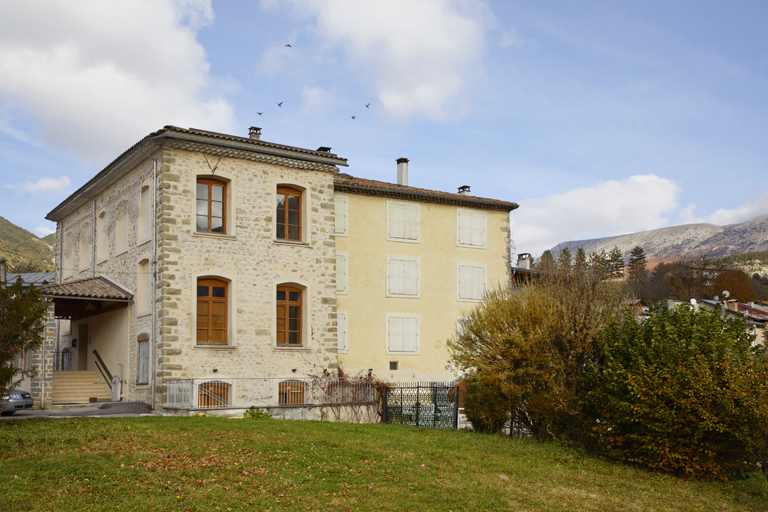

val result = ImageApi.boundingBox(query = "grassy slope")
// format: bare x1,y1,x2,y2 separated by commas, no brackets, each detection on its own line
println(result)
0,216,55,271
0,417,765,511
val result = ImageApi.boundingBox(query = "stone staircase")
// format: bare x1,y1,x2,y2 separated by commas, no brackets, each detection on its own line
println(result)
52,371,111,405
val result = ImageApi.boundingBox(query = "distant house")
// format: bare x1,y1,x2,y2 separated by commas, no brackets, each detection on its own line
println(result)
2,271,55,394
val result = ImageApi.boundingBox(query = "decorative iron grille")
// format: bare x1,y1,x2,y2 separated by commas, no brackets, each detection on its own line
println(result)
383,382,460,429
165,377,375,410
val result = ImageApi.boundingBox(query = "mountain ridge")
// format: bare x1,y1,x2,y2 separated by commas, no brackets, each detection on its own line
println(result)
551,213,768,263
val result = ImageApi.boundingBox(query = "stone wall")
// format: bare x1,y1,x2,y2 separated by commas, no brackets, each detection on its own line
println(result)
153,147,340,406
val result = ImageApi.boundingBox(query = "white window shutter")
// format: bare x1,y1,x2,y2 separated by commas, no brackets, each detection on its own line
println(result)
403,317,418,352
335,195,348,236
337,312,348,352
336,254,347,293
388,317,403,352
388,258,419,297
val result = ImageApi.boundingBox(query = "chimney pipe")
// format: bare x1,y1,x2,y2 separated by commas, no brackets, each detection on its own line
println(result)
458,185,471,195
396,158,409,186
249,126,262,140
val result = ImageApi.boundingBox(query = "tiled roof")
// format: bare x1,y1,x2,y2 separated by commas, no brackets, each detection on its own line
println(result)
42,277,133,301
47,125,347,222
333,173,519,212
161,126,347,163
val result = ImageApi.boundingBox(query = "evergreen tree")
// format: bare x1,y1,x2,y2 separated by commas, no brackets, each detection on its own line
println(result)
608,246,625,280
574,247,587,274
627,245,647,282
538,250,555,273
588,250,610,280
557,247,572,274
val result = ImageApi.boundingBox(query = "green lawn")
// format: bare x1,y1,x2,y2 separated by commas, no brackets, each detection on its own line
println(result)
1,416,766,511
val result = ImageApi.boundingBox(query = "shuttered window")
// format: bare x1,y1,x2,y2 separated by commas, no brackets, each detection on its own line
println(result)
387,315,419,353
337,312,348,352
137,337,149,384
335,195,348,237
457,209,486,248
387,258,419,298
197,279,228,344
387,201,419,242
276,286,303,346
458,264,486,301
336,253,348,294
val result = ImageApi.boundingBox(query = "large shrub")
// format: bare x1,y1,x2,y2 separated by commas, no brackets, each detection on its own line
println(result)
585,304,768,479
449,265,629,439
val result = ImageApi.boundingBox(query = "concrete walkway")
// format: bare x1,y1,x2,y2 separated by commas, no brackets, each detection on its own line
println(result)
0,402,155,419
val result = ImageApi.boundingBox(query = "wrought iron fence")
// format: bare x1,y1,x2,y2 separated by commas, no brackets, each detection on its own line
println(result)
383,382,460,429
165,377,376,410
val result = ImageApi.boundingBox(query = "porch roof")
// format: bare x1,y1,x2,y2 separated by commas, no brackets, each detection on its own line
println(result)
42,276,133,301
42,277,133,320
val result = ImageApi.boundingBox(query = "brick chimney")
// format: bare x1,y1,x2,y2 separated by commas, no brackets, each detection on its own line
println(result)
396,158,409,186
249,126,262,140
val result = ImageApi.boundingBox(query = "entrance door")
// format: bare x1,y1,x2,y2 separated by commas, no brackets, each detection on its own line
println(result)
78,324,88,371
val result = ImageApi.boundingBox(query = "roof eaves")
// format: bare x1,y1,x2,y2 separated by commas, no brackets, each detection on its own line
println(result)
334,182,519,212
47,126,349,221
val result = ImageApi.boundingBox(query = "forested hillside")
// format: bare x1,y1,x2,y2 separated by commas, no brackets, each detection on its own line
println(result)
0,216,55,272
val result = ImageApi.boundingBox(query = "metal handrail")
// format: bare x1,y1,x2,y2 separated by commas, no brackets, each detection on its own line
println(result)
92,349,113,389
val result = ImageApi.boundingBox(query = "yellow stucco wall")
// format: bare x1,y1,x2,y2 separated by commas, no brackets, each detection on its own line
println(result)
336,193,512,382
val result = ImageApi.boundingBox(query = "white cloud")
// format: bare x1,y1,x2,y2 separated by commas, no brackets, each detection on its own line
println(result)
6,176,71,194
679,187,768,226
301,86,335,116
268,0,489,120
0,0,236,164
34,225,56,237
500,26,532,49
512,175,680,257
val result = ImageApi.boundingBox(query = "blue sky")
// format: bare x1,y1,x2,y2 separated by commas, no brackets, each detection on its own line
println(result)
1,0,767,257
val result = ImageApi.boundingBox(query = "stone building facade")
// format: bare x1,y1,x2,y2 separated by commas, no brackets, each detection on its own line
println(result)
38,125,518,411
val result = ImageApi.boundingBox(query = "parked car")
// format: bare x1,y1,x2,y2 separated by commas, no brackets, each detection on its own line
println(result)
1,389,34,415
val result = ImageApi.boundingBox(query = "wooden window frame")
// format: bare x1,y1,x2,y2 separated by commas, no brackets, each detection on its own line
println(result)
197,278,228,345
276,285,303,347
276,186,302,241
196,178,227,234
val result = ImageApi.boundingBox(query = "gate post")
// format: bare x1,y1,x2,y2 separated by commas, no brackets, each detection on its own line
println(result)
453,384,460,429
382,387,388,424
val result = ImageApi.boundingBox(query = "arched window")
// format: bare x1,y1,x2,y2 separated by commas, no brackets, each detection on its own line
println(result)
137,259,151,313
138,184,151,240
137,333,149,384
197,278,228,344
279,380,306,405
199,381,230,408
276,187,302,241
196,178,226,233
97,211,107,260
276,286,302,346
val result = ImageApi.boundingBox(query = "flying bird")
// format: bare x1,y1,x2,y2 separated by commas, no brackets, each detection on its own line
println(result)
285,44,292,47
351,116,356,119
276,102,283,107
256,112,263,116
365,103,370,108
